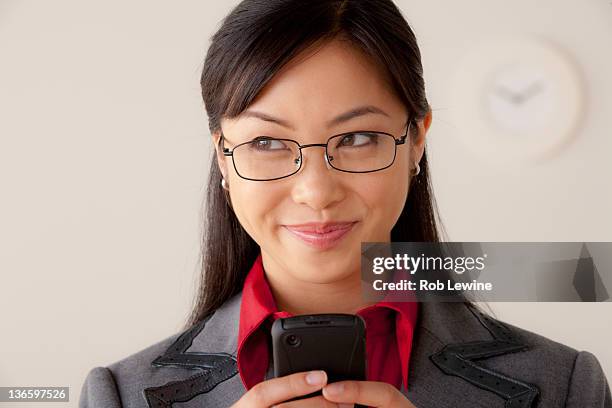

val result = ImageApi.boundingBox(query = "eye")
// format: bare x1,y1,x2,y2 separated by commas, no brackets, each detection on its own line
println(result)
337,132,379,148
249,136,289,151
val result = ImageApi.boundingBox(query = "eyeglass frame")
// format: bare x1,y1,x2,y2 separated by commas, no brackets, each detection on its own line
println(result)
219,117,413,181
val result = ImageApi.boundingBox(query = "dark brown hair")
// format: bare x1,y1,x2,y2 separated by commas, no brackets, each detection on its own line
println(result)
187,0,463,328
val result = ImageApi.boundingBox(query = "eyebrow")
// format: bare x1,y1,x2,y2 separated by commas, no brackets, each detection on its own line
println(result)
240,105,391,131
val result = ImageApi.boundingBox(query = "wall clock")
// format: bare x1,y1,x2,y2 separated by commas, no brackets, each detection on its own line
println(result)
448,35,585,164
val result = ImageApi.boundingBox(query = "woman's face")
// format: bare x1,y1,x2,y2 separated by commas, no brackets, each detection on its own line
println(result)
213,38,430,285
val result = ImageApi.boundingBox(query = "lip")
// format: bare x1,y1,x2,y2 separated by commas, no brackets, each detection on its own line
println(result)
283,221,357,233
283,221,358,250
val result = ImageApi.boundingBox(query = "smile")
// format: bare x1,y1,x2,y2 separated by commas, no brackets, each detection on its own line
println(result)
283,222,358,250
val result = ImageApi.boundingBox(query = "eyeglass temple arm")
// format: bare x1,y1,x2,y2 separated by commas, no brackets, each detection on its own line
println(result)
395,118,412,145
219,133,233,156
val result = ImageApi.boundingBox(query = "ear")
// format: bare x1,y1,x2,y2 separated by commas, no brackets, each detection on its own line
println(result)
212,131,230,181
412,109,432,164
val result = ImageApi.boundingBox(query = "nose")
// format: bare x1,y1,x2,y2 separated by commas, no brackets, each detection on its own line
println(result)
294,145,333,171
290,146,345,211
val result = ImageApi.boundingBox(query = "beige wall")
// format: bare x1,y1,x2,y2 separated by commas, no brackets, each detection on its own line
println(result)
0,1,610,406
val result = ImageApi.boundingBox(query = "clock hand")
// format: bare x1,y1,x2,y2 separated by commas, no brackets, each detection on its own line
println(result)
494,85,522,104
516,80,544,103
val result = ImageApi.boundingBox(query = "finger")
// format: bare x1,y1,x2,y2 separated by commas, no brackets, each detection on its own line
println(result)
273,395,339,408
237,370,328,407
322,380,416,408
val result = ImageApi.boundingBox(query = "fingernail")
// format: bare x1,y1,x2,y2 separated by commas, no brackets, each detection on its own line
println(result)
305,370,326,385
325,382,344,395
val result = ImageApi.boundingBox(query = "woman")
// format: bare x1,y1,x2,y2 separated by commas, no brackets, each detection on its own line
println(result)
79,1,611,407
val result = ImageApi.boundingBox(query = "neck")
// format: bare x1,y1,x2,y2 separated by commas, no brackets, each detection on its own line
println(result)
262,252,378,315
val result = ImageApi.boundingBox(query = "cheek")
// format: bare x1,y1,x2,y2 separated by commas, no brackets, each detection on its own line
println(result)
359,164,410,231
228,182,281,243
389,151,411,211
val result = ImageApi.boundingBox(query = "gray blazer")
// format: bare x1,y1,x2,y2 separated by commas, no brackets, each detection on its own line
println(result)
80,292,611,407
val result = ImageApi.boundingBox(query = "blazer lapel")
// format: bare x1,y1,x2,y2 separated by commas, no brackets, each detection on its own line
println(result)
143,292,246,407
404,301,539,408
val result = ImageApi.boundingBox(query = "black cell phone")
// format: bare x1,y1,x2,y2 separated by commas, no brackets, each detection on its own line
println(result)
271,313,367,405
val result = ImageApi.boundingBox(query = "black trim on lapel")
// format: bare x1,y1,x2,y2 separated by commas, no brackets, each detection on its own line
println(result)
143,314,239,408
430,305,540,408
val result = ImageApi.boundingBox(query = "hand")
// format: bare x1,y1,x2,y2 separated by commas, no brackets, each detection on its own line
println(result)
231,370,339,407
321,380,418,408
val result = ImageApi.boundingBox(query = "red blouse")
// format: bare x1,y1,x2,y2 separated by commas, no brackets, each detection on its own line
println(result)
237,252,418,392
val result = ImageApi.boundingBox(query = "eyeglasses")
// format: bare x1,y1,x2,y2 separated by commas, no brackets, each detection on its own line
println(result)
219,119,411,181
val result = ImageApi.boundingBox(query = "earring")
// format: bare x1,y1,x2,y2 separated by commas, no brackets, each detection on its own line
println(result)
221,178,229,190
413,162,421,176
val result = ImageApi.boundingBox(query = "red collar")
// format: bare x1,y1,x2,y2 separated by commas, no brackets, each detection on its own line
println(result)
237,251,418,391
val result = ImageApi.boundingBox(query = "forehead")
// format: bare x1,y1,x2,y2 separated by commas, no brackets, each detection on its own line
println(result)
242,38,404,122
